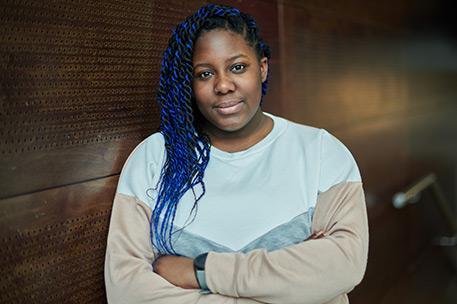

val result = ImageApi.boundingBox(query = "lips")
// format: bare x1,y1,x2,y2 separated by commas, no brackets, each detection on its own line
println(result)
215,100,243,108
214,100,244,115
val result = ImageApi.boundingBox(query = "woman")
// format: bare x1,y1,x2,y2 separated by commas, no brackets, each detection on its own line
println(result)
104,4,368,304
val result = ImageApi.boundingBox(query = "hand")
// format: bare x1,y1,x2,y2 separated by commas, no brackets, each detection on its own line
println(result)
309,230,326,240
154,255,199,289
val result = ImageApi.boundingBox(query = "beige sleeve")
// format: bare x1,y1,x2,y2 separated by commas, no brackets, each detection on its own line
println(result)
205,182,369,304
104,193,264,304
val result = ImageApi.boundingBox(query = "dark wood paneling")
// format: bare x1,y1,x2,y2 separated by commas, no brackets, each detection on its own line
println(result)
277,1,457,303
0,176,117,304
0,0,205,198
1,138,138,199
378,247,457,304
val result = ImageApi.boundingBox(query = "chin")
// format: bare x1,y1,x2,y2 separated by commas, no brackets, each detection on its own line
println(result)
210,116,249,133
216,121,246,133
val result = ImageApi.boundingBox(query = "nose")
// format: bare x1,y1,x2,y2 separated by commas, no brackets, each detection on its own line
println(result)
214,74,235,95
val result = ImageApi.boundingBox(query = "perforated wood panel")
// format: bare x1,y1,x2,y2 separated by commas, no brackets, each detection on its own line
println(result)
0,0,203,198
0,1,204,303
0,177,117,303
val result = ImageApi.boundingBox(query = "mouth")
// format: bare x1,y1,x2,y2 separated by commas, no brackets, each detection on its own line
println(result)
214,100,244,115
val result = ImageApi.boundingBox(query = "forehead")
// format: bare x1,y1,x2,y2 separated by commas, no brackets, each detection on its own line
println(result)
192,30,256,64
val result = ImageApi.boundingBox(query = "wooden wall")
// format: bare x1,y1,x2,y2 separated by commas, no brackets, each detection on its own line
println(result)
0,1,202,302
1,0,456,303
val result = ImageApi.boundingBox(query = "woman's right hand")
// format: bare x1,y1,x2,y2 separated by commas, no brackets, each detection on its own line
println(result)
308,230,326,240
154,255,200,289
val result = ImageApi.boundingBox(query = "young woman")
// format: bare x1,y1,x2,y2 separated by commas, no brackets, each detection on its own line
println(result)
105,4,368,304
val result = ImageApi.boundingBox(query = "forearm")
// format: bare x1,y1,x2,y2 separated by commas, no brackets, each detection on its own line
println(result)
205,182,368,304
105,192,264,304
205,236,363,304
105,251,263,304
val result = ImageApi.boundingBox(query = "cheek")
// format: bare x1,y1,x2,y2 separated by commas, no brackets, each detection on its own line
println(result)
244,74,263,99
192,84,211,113
192,83,205,103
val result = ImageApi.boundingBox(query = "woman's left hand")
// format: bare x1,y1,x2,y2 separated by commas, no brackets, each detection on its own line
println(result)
154,255,199,289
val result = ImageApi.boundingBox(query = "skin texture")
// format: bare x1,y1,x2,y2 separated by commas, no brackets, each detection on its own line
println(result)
192,29,272,152
154,256,199,289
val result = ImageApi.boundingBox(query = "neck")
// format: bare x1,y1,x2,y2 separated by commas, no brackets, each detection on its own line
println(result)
203,109,273,153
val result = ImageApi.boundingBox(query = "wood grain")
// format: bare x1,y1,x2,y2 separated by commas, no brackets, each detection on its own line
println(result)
0,176,118,304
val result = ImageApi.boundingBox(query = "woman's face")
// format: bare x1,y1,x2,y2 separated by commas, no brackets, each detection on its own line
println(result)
192,29,268,135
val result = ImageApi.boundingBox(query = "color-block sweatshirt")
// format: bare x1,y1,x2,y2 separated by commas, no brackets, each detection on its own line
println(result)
104,113,369,304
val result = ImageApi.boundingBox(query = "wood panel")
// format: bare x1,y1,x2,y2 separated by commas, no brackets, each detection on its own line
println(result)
378,247,457,304
0,0,205,198
277,1,457,303
277,3,457,130
0,176,117,304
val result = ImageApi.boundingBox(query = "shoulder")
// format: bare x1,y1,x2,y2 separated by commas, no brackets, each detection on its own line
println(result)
318,129,362,192
121,132,165,168
268,113,361,191
268,114,328,153
116,132,165,203
267,113,322,146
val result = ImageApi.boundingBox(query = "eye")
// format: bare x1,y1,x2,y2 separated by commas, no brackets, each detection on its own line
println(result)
231,64,246,73
196,70,213,80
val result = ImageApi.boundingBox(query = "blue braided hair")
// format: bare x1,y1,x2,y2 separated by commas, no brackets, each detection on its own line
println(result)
152,4,271,254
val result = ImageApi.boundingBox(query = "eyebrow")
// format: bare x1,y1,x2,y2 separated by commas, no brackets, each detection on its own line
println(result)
193,54,248,69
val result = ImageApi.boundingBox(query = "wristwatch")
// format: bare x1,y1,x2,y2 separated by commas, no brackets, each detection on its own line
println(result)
193,252,209,291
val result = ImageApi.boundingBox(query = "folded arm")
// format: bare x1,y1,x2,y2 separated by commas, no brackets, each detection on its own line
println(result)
205,182,369,304
104,192,263,304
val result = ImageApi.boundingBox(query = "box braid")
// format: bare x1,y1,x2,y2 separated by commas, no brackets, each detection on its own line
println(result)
152,4,271,254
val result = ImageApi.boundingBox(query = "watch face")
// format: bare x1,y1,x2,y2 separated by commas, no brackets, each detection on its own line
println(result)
194,252,208,270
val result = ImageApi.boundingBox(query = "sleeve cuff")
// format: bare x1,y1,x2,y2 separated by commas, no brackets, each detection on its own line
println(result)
205,251,240,296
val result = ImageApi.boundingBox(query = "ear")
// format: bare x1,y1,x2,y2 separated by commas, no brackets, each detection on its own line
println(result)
259,57,268,82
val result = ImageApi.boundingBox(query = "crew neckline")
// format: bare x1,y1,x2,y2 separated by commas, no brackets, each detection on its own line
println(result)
210,112,287,160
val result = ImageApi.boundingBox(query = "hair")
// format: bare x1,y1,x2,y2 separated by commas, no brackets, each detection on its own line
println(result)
152,4,271,254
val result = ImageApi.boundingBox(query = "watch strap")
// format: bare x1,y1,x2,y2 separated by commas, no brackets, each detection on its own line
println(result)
193,253,209,291
195,268,208,290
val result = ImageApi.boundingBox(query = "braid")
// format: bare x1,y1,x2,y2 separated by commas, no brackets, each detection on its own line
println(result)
152,4,271,254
